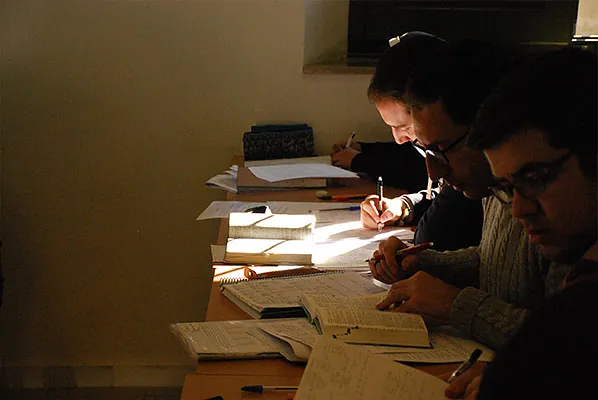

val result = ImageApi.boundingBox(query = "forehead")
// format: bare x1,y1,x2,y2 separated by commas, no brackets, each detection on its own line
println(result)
484,129,562,178
376,99,410,118
411,101,460,145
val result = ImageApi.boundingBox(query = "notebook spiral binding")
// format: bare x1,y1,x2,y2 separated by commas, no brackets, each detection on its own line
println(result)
219,270,344,286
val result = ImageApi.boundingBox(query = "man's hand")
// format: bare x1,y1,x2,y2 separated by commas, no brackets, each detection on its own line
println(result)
369,236,410,283
332,141,361,153
360,195,405,230
376,271,460,326
440,364,485,400
331,148,360,169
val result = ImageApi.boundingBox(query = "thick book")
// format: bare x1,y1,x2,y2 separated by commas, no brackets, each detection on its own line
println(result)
219,271,385,319
170,318,314,362
300,293,430,348
223,212,316,266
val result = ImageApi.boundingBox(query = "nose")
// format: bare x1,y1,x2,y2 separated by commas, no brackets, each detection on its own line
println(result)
511,191,540,220
391,127,411,144
425,155,450,182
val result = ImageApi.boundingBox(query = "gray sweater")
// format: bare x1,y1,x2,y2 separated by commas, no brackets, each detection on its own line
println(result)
416,196,571,348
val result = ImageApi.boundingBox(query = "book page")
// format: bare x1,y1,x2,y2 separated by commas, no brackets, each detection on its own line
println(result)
171,320,296,357
196,201,266,220
295,338,447,400
302,294,426,332
248,163,359,182
259,318,321,348
222,272,385,310
387,327,495,363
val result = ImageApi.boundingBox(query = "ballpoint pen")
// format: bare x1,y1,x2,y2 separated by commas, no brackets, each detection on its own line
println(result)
241,385,299,393
377,176,384,232
365,242,434,263
447,348,483,383
345,131,356,148
315,206,361,212
316,191,368,201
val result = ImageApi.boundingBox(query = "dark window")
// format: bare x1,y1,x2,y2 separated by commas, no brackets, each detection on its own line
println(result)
347,0,579,66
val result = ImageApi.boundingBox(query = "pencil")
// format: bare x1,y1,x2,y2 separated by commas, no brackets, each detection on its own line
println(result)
365,242,434,263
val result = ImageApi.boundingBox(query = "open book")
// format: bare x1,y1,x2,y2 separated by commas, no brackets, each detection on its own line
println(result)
223,212,316,265
295,338,449,400
219,271,385,319
170,318,314,362
300,293,430,348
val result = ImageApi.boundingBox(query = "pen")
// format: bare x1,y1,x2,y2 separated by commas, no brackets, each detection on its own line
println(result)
365,242,434,263
345,131,356,148
241,385,299,393
446,348,483,383
377,176,384,232
316,191,368,201
315,206,361,212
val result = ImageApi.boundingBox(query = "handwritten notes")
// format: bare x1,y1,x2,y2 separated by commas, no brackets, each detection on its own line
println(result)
295,338,448,400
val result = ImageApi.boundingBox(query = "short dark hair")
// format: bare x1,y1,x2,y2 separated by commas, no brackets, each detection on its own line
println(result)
367,31,446,104
469,47,597,178
405,39,514,125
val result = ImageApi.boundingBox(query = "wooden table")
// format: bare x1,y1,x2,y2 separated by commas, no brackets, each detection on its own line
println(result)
181,177,459,400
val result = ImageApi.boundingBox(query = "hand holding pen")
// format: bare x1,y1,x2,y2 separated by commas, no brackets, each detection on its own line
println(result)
443,349,484,400
368,237,433,284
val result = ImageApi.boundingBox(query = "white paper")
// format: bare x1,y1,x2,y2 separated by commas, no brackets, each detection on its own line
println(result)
313,222,414,268
245,155,331,167
196,201,267,220
388,326,495,363
295,338,447,400
266,201,358,215
248,163,359,183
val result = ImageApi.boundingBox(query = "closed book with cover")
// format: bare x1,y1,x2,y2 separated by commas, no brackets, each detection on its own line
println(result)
224,213,316,266
300,293,430,348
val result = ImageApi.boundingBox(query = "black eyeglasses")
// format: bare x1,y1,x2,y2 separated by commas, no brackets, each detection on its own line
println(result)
488,151,574,204
412,131,469,166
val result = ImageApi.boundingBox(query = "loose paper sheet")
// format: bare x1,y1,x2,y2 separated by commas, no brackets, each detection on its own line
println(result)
248,163,359,182
387,326,495,363
295,338,447,400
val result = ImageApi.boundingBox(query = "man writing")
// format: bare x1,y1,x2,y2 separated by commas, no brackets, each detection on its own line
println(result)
370,41,571,348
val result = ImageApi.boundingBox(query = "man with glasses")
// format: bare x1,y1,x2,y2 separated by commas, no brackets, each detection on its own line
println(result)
443,46,597,400
372,40,570,349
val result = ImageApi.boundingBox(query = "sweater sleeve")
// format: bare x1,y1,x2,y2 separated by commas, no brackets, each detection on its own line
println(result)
450,287,529,349
415,247,480,288
419,248,530,348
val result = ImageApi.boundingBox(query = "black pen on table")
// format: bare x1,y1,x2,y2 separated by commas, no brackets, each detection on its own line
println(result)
376,176,384,232
447,348,483,383
241,385,299,393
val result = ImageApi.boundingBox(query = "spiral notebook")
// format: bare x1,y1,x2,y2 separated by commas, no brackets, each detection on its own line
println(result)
219,271,385,319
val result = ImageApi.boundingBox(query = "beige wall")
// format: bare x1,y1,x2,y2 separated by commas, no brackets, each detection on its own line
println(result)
0,0,389,384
